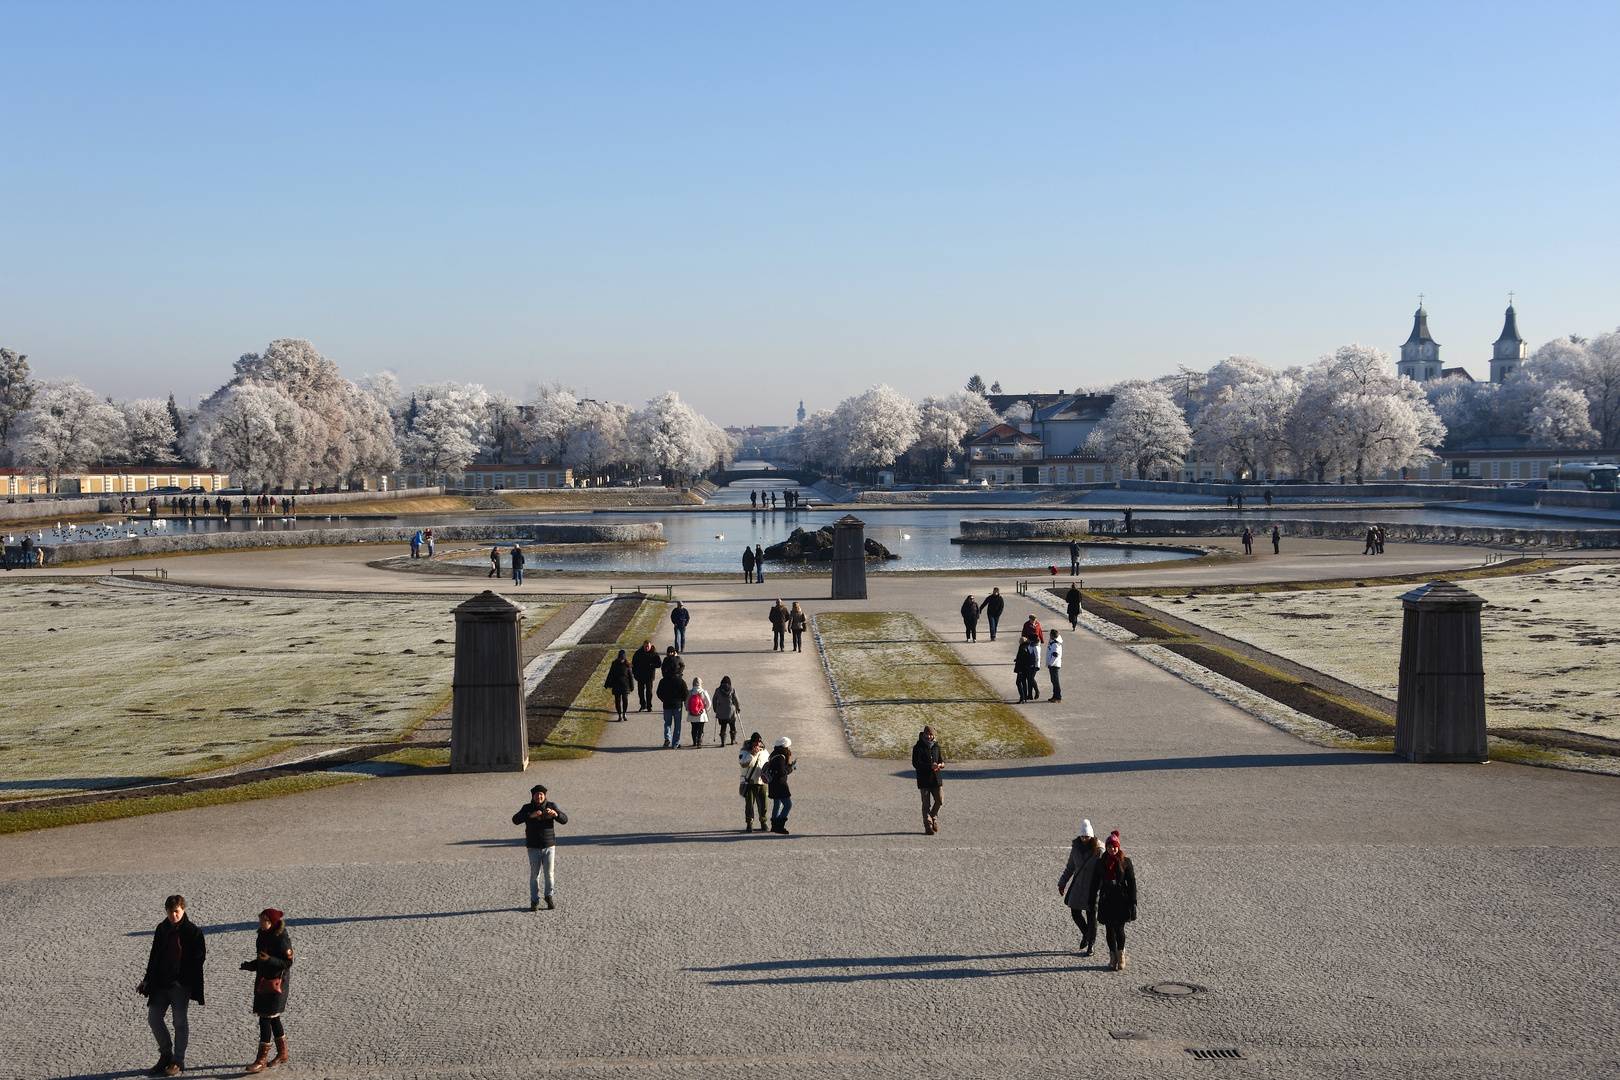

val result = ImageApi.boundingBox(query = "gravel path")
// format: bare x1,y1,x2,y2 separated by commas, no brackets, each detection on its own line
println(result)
2,564,1618,1078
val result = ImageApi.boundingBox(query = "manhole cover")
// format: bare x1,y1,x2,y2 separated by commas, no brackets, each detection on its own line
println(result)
1143,981,1205,997
1187,1047,1244,1060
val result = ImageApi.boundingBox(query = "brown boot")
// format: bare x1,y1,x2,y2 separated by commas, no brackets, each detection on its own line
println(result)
1117,948,1126,971
245,1044,271,1074
1108,948,1120,970
268,1037,289,1068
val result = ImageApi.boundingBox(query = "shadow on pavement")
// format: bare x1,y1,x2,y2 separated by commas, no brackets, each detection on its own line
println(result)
453,830,911,848
924,751,1393,781
126,909,516,936
693,950,1093,984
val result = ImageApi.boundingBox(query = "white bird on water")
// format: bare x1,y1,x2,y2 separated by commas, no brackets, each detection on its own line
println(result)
716,533,724,540
902,534,911,540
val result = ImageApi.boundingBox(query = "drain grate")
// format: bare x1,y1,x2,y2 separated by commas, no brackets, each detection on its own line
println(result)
1109,1031,1149,1041
1187,1047,1244,1060
1143,981,1205,997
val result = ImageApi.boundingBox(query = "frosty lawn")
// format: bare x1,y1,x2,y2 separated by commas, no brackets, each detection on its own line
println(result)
1,581,563,799
532,599,668,760
813,611,1053,760
1133,564,1620,741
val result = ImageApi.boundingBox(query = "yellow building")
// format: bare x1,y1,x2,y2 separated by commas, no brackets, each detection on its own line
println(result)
2,467,231,497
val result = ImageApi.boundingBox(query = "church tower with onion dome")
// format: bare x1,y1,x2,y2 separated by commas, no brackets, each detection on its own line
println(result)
1490,302,1526,383
1397,302,1441,382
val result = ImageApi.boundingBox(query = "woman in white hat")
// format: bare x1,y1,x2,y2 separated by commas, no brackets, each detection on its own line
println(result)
764,737,795,834
1057,819,1101,956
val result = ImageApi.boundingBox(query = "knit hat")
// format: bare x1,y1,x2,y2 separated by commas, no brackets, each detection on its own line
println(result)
749,731,762,744
618,649,627,658
774,737,791,748
530,783,547,795
260,908,284,924
1080,819,1094,838
1106,830,1121,848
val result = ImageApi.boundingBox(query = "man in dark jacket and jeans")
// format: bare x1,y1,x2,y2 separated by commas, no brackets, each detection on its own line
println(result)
631,640,660,712
912,726,944,835
139,894,206,1076
513,784,568,910
983,588,1006,641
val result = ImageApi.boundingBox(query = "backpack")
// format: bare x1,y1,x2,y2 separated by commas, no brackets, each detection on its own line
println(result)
687,690,705,716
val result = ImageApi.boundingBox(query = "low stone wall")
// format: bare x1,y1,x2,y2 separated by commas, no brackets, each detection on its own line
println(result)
282,486,445,505
1,497,110,521
959,517,1620,549
30,521,663,566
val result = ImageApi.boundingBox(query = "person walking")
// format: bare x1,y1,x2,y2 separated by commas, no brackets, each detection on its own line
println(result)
604,649,634,721
1271,524,1281,555
424,528,434,557
1363,526,1377,555
912,725,943,835
960,594,980,642
510,543,525,586
765,737,795,834
739,732,769,831
712,676,741,746
788,602,807,652
1375,524,1386,554
661,645,685,680
1069,539,1081,576
685,677,712,747
670,601,690,652
769,599,789,651
1065,583,1082,630
1013,634,1040,703
742,545,755,583
1057,821,1101,957
488,544,501,578
1088,830,1138,971
631,640,660,712
240,907,294,1073
512,784,568,910
754,544,766,582
1046,632,1063,703
138,894,206,1077
657,664,688,748
750,489,758,508
983,587,1005,641
410,530,422,558
1241,527,1254,555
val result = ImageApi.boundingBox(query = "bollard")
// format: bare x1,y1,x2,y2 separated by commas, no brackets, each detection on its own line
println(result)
450,590,528,772
831,514,868,600
1394,581,1488,763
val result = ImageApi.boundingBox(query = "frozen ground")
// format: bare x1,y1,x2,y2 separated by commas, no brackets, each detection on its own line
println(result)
0,581,562,799
1134,564,1620,740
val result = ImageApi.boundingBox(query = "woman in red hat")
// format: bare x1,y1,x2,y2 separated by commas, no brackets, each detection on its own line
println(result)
240,908,294,1072
1088,831,1138,971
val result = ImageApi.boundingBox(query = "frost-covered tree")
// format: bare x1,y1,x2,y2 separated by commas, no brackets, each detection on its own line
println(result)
915,395,969,479
0,348,35,459
565,399,632,483
187,384,307,490
1533,331,1620,449
830,384,920,478
630,392,722,484
343,383,401,477
1084,384,1192,480
1527,384,1599,449
483,391,528,464
401,382,487,480
528,382,582,463
358,371,405,431
120,398,179,464
1288,345,1444,482
1193,371,1300,481
14,379,126,490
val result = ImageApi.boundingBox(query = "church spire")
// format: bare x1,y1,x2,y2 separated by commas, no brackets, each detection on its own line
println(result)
1494,301,1524,347
1404,302,1438,347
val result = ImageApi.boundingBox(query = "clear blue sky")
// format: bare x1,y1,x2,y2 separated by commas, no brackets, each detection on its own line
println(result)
2,1,1615,425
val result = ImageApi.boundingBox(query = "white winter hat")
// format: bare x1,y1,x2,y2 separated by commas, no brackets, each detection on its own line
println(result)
774,737,791,748
1080,819,1094,838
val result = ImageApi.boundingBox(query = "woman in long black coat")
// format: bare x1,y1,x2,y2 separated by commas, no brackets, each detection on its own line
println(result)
1088,831,1138,971
960,595,980,641
1013,634,1040,703
604,650,634,721
1065,584,1082,630
765,738,795,834
241,908,294,1072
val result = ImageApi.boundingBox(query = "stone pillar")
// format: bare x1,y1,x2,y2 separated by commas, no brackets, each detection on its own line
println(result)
1394,581,1488,763
831,514,868,600
450,590,528,772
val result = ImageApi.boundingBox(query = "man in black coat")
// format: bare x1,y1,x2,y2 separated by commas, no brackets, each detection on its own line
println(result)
513,784,569,910
631,640,660,712
742,545,755,583
1068,539,1081,576
983,587,1005,641
912,726,944,835
139,894,206,1076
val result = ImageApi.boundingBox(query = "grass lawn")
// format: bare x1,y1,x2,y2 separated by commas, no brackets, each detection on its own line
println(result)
1,581,562,799
813,611,1053,760
532,599,669,760
1133,563,1620,740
